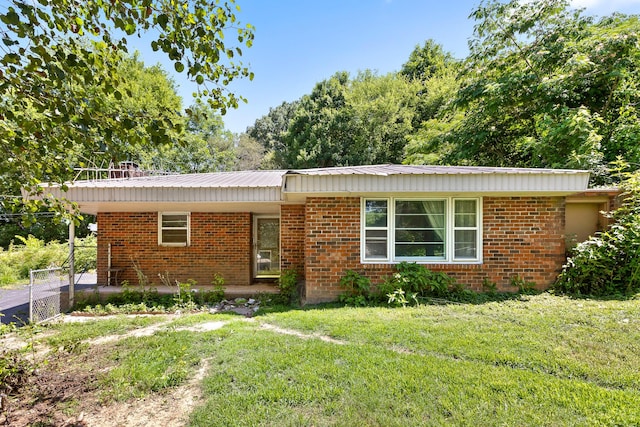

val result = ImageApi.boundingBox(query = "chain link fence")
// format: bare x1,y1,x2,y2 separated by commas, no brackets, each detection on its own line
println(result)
29,267,66,323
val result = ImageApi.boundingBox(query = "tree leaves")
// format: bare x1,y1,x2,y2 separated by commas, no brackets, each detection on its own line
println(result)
413,0,640,183
0,0,254,213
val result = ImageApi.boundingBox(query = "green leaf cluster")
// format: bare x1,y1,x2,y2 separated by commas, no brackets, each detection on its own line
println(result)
0,235,96,286
248,1,640,186
0,0,254,206
251,69,437,168
413,0,640,184
555,163,640,296
379,262,456,300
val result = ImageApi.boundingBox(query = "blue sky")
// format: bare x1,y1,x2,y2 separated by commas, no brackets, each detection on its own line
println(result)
116,0,640,133
2,0,638,132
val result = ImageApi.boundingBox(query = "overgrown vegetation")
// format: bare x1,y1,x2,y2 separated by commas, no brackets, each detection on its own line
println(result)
73,278,228,316
0,235,96,287
338,262,526,306
556,165,640,296
276,268,299,304
338,270,372,306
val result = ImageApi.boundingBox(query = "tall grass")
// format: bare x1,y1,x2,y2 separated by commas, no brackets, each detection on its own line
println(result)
0,235,96,286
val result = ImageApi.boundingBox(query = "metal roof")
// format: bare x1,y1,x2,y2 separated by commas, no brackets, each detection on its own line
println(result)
282,164,591,199
35,164,591,214
288,164,587,176
66,170,288,188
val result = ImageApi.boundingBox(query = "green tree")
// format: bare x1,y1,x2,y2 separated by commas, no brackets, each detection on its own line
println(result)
414,0,640,182
233,133,266,171
140,102,266,173
281,71,352,168
0,0,254,207
138,102,235,173
401,39,457,81
401,41,463,165
345,71,419,165
85,53,185,168
247,100,300,168
279,71,419,168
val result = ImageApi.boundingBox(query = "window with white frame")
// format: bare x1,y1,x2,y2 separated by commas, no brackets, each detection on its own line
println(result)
362,198,481,263
158,212,190,246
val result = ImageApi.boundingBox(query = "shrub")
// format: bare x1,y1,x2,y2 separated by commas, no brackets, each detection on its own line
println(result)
0,235,97,286
277,269,298,304
555,164,640,296
74,235,97,271
338,270,372,306
379,262,455,300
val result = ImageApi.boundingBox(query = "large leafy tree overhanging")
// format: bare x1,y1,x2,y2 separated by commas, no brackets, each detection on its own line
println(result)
0,53,180,242
0,0,254,205
418,0,640,182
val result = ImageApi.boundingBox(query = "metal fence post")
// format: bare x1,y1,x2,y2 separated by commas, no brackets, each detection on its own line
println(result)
69,220,75,308
29,269,34,323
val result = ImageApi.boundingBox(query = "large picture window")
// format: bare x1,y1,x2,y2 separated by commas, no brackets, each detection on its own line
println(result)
361,198,481,263
158,212,190,246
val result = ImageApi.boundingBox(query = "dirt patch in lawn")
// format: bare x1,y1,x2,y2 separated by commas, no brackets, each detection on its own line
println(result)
260,322,348,345
78,358,210,427
1,315,218,427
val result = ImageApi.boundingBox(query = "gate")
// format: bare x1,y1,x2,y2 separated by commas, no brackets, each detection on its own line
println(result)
29,267,66,323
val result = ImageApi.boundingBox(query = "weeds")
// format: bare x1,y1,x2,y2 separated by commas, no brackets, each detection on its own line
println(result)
0,235,96,287
337,263,533,307
131,260,150,287
380,262,456,298
73,276,227,315
277,269,298,304
338,270,372,306
511,275,538,294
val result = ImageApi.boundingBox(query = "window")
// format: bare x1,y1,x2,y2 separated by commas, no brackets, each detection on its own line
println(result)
364,200,389,259
158,212,190,246
361,198,481,263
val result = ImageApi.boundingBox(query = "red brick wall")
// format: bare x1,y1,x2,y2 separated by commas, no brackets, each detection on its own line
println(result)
280,204,305,279
303,196,566,303
304,198,361,302
97,212,251,286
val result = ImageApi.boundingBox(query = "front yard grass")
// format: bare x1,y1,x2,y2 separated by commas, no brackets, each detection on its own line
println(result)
190,294,640,426
3,293,639,426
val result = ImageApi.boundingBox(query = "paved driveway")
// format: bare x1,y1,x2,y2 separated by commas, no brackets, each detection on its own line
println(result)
0,273,97,325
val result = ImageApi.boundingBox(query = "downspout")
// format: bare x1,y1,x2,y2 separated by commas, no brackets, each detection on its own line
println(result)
280,170,289,200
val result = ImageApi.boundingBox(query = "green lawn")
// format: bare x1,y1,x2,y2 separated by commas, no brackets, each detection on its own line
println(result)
14,294,640,426
189,294,640,426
